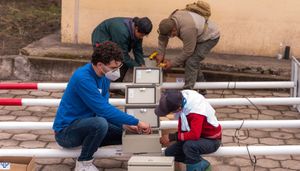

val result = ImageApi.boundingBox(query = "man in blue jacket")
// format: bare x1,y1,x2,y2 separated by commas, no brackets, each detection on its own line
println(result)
53,41,151,171
91,17,152,82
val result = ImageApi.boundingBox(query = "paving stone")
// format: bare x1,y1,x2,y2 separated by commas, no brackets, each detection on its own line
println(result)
264,155,292,161
62,158,75,166
0,132,12,140
36,158,62,165
31,129,54,135
0,94,15,98
270,132,294,140
282,111,300,117
4,130,30,134
269,106,291,111
281,160,300,170
20,141,47,148
280,128,300,133
215,108,238,114
0,110,10,115
48,107,58,113
12,133,38,141
9,90,30,95
240,166,268,171
215,113,228,119
272,92,289,97
10,110,32,116
261,110,282,116
256,158,280,168
239,108,259,114
16,116,40,122
291,155,300,160
213,90,233,95
204,156,224,165
0,115,17,121
284,138,300,145
39,135,56,142
237,137,259,145
0,139,19,147
211,165,239,171
0,90,9,94
40,117,54,122
30,90,51,96
249,130,270,138
248,105,268,110
226,157,251,166
222,130,237,136
14,95,36,98
221,135,234,144
234,90,254,96
269,168,296,171
42,164,72,171
4,106,27,111
224,95,241,98
274,115,298,120
94,159,122,168
33,112,56,117
26,106,49,112
259,138,285,145
229,113,252,119
295,133,300,139
46,142,60,149
257,114,274,120
228,106,247,110
253,91,273,96
50,92,63,98
206,94,220,98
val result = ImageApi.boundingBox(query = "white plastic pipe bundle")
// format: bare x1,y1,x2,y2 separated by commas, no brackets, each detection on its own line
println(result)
1,120,300,130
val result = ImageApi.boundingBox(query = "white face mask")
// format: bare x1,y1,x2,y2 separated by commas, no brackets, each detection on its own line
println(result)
105,68,120,81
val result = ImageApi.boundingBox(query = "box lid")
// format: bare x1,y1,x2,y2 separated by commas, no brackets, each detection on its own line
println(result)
128,156,174,166
134,67,162,84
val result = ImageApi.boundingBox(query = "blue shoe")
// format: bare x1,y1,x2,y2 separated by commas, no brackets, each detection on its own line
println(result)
186,159,211,171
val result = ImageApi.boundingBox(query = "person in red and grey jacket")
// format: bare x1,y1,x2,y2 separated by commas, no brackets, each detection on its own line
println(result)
155,90,222,171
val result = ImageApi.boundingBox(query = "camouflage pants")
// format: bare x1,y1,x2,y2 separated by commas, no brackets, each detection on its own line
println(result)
183,37,220,90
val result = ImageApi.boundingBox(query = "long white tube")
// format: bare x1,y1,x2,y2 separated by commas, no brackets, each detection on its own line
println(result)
1,145,300,157
1,120,300,130
20,97,300,106
36,81,295,90
21,98,126,106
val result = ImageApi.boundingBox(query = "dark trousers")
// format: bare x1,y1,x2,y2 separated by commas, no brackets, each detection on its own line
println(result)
183,37,220,90
115,64,129,82
55,117,122,161
165,138,221,164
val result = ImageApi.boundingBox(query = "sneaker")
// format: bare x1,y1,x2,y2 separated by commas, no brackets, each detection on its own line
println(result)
75,159,99,171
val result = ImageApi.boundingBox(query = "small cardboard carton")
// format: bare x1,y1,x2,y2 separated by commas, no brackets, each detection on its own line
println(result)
0,157,35,171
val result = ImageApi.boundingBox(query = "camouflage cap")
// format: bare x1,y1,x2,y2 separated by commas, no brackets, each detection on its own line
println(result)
158,18,175,36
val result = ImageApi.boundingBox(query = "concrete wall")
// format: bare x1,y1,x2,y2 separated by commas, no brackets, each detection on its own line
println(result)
61,0,300,57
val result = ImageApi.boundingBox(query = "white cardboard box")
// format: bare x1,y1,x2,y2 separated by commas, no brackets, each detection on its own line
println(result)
128,156,174,171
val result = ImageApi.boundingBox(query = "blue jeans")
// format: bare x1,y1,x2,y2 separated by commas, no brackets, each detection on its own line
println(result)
165,138,221,164
55,117,122,161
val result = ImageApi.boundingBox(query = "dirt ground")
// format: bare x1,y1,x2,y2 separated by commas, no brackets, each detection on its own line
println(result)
0,0,61,55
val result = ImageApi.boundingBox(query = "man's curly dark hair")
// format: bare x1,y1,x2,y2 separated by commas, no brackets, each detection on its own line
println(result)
91,41,123,65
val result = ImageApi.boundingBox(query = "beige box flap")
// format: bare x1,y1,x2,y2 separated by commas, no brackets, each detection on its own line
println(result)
128,156,174,166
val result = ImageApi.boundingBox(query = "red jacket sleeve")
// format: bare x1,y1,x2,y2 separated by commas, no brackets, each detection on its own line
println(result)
178,114,205,141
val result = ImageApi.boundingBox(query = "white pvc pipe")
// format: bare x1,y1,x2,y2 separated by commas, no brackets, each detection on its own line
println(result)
1,145,300,157
21,98,126,106
160,81,294,89
37,83,67,90
20,97,300,106
35,81,294,90
160,120,300,129
2,120,300,130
